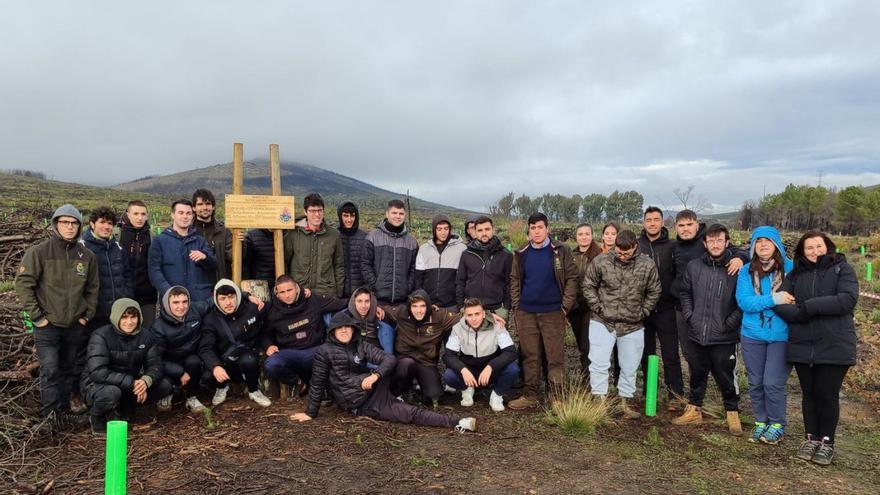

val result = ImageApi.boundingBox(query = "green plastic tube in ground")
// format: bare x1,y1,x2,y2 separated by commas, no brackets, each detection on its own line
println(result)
868,262,873,282
105,420,128,495
645,355,659,417
861,245,866,255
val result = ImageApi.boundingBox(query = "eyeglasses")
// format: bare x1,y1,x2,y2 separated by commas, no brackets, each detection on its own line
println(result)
57,220,80,227
306,208,324,214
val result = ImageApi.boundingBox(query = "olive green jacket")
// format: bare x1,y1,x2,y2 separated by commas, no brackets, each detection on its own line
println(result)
285,222,345,297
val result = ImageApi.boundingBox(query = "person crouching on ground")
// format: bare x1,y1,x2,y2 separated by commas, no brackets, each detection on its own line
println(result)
443,298,520,412
82,298,171,435
290,312,476,432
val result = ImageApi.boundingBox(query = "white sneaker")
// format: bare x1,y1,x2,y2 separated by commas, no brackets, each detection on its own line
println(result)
489,391,505,412
460,387,475,407
186,396,207,413
248,390,272,408
455,417,477,433
212,386,229,406
157,394,173,412
444,384,458,393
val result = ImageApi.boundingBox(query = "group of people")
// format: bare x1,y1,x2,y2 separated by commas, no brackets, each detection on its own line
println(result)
14,191,859,466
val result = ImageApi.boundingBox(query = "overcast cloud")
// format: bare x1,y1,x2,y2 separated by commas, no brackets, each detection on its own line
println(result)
1,1,878,212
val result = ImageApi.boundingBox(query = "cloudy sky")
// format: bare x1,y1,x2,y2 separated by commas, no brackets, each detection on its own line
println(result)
2,1,878,212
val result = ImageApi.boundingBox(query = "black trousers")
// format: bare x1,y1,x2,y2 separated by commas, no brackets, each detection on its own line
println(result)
392,356,442,402
164,354,204,397
642,308,684,396
33,323,88,415
688,342,739,411
795,363,849,442
675,310,695,371
359,375,458,428
566,308,591,373
202,350,261,393
85,378,173,417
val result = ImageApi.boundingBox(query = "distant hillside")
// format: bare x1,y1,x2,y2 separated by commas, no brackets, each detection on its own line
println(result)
115,159,468,213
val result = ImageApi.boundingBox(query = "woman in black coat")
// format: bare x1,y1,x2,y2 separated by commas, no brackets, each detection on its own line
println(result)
775,231,858,466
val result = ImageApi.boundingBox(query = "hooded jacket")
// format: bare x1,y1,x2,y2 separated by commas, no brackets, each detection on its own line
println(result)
671,223,749,305
149,286,212,363
199,279,263,369
736,226,794,343
193,216,232,283
443,316,517,373
455,236,512,310
343,287,382,345
679,250,743,346
775,251,858,366
15,204,99,328
361,220,418,304
414,214,466,308
260,282,347,351
582,251,662,335
81,299,162,392
286,219,345,297
337,202,368,298
118,213,156,305
80,228,133,322
148,225,217,301
389,289,461,367
306,311,397,418
510,239,579,313
638,227,676,312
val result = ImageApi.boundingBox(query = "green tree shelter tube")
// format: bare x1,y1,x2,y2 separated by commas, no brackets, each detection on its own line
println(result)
868,261,873,282
645,355,659,417
105,420,128,495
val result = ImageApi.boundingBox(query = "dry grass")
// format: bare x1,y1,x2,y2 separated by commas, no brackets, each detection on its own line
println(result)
545,375,613,437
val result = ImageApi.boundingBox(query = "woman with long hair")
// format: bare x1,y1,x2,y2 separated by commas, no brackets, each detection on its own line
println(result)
569,223,603,373
600,222,619,253
775,231,858,465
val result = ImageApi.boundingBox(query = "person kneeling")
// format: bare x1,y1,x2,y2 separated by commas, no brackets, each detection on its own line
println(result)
82,299,172,435
290,312,476,432
443,298,520,412
199,279,271,408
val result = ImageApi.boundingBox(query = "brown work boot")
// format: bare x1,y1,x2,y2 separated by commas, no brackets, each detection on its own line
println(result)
618,398,640,419
507,395,540,410
69,395,87,415
726,411,743,436
672,404,703,425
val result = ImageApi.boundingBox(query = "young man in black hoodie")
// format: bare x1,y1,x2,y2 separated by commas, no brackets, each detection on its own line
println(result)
290,312,476,432
199,279,272,408
118,200,158,329
342,287,394,353
262,275,348,392
414,213,466,309
455,216,512,320
337,201,368,299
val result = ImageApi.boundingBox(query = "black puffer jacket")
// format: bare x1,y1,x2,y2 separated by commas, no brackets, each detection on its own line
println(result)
244,229,292,285
118,214,156,305
775,253,858,366
260,288,347,351
455,236,512,310
671,223,748,306
337,202,368,298
679,250,742,346
199,281,263,369
149,287,211,363
80,229,133,322
361,220,418,304
638,227,676,312
306,313,397,418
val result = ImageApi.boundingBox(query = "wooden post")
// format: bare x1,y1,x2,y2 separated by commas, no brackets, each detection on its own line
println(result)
231,143,244,286
269,144,285,279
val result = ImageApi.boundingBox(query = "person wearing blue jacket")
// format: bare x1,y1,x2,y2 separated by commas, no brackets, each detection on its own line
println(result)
81,207,133,327
148,200,217,302
736,225,794,445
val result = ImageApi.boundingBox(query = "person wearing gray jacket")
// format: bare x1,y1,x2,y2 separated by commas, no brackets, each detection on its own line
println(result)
414,214,466,308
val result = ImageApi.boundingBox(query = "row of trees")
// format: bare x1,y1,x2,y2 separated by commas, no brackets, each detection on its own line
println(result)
488,190,645,224
739,184,880,234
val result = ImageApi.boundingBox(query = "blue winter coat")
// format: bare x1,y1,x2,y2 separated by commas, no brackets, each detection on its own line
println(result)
148,227,217,301
80,229,133,322
736,226,793,343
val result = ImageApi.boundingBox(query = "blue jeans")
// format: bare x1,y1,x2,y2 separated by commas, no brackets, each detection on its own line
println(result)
442,361,521,396
264,346,320,385
741,337,790,425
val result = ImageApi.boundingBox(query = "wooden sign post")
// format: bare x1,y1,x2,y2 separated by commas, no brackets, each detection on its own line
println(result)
226,143,296,287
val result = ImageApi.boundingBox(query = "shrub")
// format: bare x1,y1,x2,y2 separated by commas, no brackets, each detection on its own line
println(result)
545,375,612,437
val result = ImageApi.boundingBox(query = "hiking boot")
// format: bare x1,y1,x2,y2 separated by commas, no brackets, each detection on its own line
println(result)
248,390,272,408
185,396,207,413
619,398,640,420
812,437,834,466
53,410,89,429
69,395,87,415
157,394,173,412
726,411,743,436
460,387,475,407
760,423,785,445
672,404,703,426
90,415,107,436
749,422,767,443
796,435,821,461
489,391,505,412
212,386,229,406
455,417,477,433
507,395,539,410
